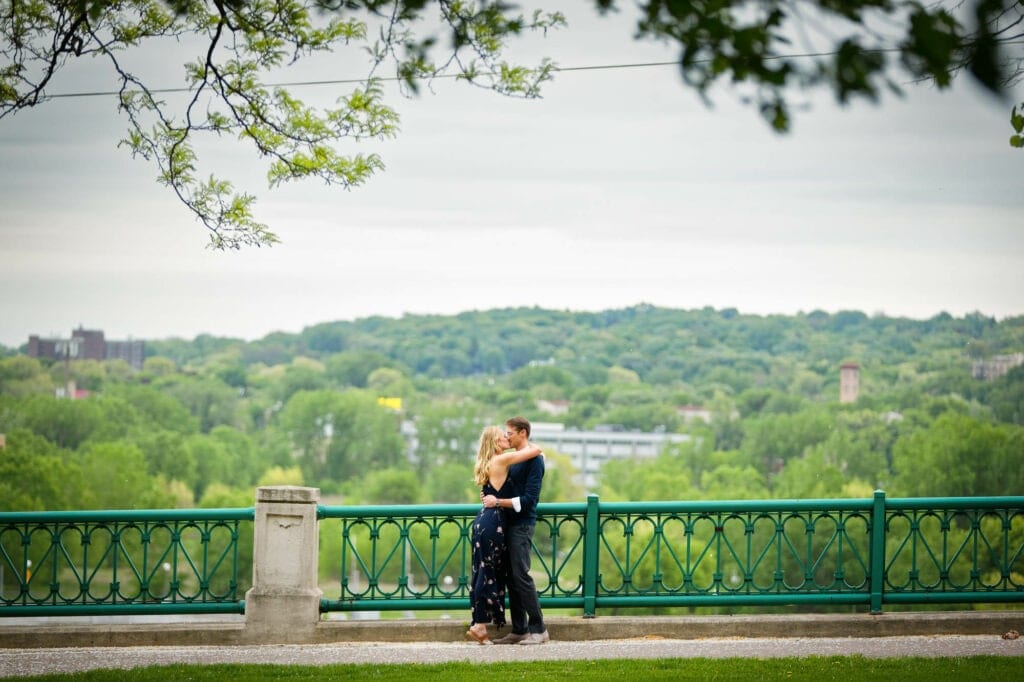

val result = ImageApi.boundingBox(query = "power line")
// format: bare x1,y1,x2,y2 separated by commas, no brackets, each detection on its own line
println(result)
42,51,900,101
45,60,684,99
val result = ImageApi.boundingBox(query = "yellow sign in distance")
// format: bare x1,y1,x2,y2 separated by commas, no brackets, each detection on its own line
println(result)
377,397,402,411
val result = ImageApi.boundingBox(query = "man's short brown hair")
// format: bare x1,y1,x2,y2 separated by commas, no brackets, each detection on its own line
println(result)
506,416,531,438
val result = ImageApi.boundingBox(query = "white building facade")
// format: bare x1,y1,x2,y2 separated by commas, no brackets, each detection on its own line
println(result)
530,422,691,491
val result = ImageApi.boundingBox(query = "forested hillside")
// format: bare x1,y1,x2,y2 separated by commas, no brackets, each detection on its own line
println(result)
2,305,1023,512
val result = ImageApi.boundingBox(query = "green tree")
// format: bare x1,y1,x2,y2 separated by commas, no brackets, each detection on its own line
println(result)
0,356,55,397
737,388,806,416
772,448,849,499
276,389,339,480
826,409,900,486
273,358,327,403
507,365,575,393
105,384,197,434
600,453,695,502
198,482,254,508
367,367,413,399
209,425,267,486
77,441,170,509
160,375,244,432
136,429,198,492
257,465,305,487
741,409,834,483
103,359,137,383
425,462,475,503
662,437,716,489
325,350,397,388
301,322,349,355
277,388,404,484
410,401,487,471
539,449,584,503
699,463,769,500
892,413,1024,497
141,356,178,378
184,433,232,498
215,363,249,390
607,365,641,385
12,394,105,450
985,365,1024,425
355,468,421,505
0,429,78,510
47,359,106,392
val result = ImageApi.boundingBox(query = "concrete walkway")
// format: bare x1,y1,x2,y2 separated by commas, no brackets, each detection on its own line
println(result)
2,611,1023,677
1,635,1023,677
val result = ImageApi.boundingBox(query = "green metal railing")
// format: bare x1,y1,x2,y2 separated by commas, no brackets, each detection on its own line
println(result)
320,492,1024,616
0,508,253,616
2,492,1021,618
882,496,1024,609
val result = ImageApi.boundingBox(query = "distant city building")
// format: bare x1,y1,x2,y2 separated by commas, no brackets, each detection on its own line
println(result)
972,353,1024,381
535,399,570,416
839,363,860,404
530,422,691,491
105,339,146,370
535,399,714,424
676,405,712,424
55,380,90,401
27,326,145,370
399,420,691,492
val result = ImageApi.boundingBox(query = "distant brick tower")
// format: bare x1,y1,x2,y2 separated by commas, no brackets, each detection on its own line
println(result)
840,363,860,404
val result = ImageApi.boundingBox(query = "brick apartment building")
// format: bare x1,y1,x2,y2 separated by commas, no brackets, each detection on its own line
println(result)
27,327,145,370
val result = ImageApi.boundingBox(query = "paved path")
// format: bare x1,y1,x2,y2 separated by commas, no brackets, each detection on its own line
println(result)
2,636,1022,677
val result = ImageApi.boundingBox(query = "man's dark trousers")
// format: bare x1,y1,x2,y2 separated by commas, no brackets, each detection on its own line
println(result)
507,522,544,634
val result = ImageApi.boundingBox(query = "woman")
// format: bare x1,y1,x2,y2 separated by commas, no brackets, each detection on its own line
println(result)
466,425,542,645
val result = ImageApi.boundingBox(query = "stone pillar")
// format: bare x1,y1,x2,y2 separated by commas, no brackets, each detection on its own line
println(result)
244,486,322,642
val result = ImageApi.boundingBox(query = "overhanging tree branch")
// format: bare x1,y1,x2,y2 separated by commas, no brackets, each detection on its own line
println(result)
1,1,1020,250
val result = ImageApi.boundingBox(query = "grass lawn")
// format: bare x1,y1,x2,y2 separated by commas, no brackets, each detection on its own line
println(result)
16,656,1021,681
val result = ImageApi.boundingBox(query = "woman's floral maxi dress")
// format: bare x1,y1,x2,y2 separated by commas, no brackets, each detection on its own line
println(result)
469,479,513,628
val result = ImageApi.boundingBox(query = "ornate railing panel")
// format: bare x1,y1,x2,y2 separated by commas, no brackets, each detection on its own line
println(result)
4,493,1022,619
320,504,476,612
319,493,1024,616
882,497,1024,605
319,502,592,613
0,509,253,616
592,500,873,610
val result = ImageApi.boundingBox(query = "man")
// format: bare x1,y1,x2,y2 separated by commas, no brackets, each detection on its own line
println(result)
481,416,549,645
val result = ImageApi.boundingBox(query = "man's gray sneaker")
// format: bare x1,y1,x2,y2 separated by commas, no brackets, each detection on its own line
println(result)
492,632,528,645
518,631,550,645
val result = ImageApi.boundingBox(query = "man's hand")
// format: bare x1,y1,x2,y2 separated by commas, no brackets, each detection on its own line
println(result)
481,494,499,509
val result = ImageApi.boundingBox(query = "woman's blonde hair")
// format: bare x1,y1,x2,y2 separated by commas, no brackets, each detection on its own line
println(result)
474,425,504,486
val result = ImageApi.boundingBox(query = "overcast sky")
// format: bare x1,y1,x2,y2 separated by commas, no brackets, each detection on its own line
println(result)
2,3,1022,349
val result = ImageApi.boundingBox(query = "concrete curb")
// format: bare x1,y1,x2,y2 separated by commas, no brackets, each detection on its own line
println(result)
1,611,1022,649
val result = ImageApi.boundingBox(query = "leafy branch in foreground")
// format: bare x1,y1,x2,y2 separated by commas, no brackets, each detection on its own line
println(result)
0,1,1019,248
1012,102,1024,147
618,0,1023,133
0,0,564,248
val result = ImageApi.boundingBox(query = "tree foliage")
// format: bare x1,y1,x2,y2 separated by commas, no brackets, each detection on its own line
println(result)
2,2,1020,247
2,305,1023,512
1012,101,1024,147
0,0,563,247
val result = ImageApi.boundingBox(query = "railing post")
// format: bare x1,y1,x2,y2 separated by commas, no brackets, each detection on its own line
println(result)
244,486,322,642
869,489,886,614
582,493,600,618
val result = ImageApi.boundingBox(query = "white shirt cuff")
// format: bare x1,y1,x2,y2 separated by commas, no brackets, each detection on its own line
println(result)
510,496,522,513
